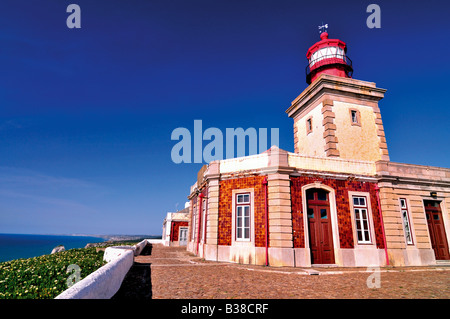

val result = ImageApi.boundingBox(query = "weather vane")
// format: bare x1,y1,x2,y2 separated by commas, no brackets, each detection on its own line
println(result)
318,22,328,34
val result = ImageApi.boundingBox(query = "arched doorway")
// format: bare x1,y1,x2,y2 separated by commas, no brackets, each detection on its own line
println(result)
306,188,335,264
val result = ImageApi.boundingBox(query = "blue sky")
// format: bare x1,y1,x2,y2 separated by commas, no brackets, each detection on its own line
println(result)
0,0,449,235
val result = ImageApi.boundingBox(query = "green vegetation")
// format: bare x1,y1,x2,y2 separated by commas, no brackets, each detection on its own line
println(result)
0,247,106,299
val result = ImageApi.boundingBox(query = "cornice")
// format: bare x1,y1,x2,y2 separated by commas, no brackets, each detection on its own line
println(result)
286,74,386,119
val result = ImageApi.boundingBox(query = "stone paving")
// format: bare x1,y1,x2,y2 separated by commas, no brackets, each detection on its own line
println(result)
114,244,450,299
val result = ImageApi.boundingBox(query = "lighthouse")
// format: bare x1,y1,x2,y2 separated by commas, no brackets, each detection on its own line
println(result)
305,30,353,84
185,27,450,269
286,28,389,162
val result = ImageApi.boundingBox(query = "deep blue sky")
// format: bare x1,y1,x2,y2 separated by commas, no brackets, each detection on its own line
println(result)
0,0,449,235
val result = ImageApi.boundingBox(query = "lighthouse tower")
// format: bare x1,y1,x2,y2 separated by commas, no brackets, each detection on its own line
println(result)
305,30,353,84
286,28,390,162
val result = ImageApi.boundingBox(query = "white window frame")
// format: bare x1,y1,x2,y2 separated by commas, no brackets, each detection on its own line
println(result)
231,189,255,246
191,203,197,241
201,198,207,243
236,193,251,241
179,227,189,244
353,196,371,244
349,192,377,247
399,198,414,245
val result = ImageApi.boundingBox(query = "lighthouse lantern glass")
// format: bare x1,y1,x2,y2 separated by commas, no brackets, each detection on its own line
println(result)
309,46,345,67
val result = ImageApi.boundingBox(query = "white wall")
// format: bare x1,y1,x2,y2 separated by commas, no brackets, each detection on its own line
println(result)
55,239,151,299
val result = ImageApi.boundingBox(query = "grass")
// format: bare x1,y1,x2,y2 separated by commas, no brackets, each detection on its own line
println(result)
0,247,106,299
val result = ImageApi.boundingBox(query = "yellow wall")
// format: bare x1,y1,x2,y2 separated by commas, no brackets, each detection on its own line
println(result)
333,101,381,162
294,100,382,161
294,103,326,157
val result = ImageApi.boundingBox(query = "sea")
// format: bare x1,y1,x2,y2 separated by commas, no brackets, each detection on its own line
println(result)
0,233,106,263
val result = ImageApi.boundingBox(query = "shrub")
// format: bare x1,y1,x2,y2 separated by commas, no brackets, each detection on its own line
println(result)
0,248,106,299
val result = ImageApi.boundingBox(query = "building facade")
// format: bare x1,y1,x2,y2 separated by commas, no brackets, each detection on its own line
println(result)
162,205,190,247
186,31,450,267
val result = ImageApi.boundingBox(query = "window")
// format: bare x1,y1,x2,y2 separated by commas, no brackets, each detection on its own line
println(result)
400,198,413,245
232,189,254,245
201,198,207,242
350,109,361,126
320,208,327,219
192,204,197,240
236,193,251,241
353,196,371,244
317,189,327,201
351,110,357,123
306,117,313,134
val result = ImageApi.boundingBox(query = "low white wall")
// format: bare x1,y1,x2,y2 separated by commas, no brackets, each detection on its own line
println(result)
56,239,152,299
56,247,134,299
147,239,163,245
134,239,148,256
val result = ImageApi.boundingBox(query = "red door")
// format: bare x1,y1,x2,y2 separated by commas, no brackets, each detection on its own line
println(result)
424,201,450,260
307,189,334,264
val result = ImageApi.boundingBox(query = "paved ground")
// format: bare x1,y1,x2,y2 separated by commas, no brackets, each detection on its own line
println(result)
114,244,450,299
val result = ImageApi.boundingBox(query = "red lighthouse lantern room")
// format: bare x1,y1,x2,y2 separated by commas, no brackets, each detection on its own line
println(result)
305,29,353,85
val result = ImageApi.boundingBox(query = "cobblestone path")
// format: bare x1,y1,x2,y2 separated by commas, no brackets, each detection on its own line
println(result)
114,244,450,299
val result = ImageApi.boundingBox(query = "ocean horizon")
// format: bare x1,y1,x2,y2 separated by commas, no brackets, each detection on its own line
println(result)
0,233,107,263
